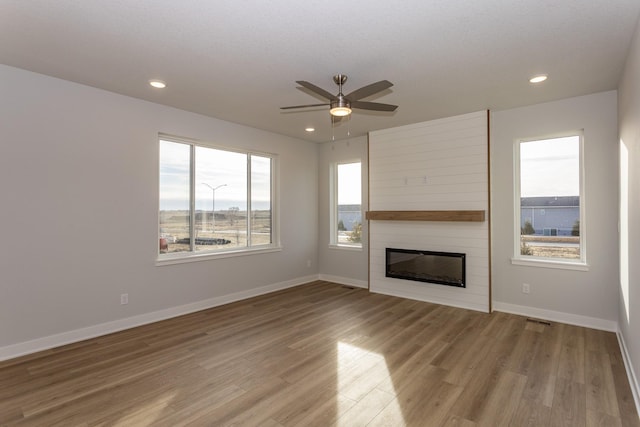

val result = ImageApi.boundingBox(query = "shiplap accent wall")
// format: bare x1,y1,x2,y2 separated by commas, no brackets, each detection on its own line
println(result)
368,111,490,312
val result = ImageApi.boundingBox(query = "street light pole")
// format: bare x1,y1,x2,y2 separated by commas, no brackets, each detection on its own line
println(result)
202,183,227,233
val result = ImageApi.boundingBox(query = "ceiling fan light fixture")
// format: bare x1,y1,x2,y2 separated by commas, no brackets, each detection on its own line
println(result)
329,98,352,117
329,106,352,117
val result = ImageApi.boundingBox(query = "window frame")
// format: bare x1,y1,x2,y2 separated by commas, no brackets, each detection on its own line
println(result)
511,131,588,270
157,134,280,265
329,160,363,250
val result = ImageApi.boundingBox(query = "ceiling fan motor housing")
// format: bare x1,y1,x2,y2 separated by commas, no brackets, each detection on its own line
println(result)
333,74,348,86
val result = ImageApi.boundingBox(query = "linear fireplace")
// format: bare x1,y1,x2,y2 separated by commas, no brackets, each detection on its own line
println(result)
385,248,466,288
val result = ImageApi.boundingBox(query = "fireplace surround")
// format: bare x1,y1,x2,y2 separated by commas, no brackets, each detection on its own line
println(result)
369,110,489,312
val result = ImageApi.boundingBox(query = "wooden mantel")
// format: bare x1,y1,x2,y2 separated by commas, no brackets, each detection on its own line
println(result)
365,210,485,222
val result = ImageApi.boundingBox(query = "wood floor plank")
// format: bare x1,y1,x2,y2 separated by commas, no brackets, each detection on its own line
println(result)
441,414,477,426
376,337,449,396
475,370,528,426
550,377,587,427
447,321,522,422
398,378,464,426
184,375,287,426
370,365,460,426
0,281,637,426
586,409,623,427
442,334,495,387
366,399,407,427
507,328,543,376
511,398,552,426
558,343,586,384
520,322,563,407
586,350,620,418
333,387,395,427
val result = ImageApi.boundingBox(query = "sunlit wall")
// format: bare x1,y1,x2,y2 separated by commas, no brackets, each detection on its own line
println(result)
617,11,640,408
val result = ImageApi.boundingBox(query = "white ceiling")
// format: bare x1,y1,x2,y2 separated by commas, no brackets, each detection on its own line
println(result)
2,1,639,143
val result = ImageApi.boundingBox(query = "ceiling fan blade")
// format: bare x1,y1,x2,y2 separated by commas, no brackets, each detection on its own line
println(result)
351,100,398,112
296,81,337,101
280,103,329,110
346,80,393,101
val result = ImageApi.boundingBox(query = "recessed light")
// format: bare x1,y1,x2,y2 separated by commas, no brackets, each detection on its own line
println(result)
149,80,167,89
529,74,548,84
305,127,315,132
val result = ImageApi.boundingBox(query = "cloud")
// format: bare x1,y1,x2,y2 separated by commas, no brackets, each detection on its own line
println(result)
520,135,580,197
160,140,272,211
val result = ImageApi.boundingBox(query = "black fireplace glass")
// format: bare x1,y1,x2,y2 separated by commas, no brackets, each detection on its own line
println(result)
385,248,465,288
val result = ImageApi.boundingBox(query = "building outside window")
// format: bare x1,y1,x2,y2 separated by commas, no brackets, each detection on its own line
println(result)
159,137,276,258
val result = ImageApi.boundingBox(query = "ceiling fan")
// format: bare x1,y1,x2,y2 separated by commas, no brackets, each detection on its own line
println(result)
281,74,398,117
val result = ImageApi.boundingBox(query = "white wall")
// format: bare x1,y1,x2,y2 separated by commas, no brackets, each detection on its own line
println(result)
491,91,619,330
618,14,640,406
368,111,490,312
317,136,369,288
0,65,319,358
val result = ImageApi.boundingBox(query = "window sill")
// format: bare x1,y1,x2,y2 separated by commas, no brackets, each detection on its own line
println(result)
156,246,282,266
511,257,589,271
328,244,363,252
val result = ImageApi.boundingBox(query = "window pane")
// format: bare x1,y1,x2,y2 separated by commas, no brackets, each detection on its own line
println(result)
251,155,272,246
159,140,191,254
158,137,277,259
195,147,247,251
519,136,580,259
337,162,362,246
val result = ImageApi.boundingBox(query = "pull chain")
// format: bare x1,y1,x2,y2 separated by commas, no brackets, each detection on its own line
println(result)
331,114,335,141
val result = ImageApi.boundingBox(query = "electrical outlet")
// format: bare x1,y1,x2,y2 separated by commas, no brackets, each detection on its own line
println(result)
307,259,311,268
120,293,129,305
522,283,530,294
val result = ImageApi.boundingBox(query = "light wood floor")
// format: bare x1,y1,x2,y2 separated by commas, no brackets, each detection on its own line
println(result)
1,281,638,426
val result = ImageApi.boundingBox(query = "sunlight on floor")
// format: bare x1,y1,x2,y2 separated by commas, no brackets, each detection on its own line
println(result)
112,391,176,426
337,341,406,426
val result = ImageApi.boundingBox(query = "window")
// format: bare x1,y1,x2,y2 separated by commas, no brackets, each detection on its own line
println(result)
330,161,362,248
514,133,585,267
159,137,277,259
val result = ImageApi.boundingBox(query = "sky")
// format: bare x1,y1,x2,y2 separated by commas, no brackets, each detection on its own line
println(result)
520,135,580,197
159,140,271,211
162,136,572,211
337,162,362,205
160,141,364,211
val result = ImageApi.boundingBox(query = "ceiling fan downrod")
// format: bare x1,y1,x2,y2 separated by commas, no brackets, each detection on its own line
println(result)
330,74,351,116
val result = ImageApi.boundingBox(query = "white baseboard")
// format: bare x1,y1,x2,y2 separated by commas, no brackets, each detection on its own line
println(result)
617,330,640,417
493,301,618,332
0,275,318,362
318,274,368,289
